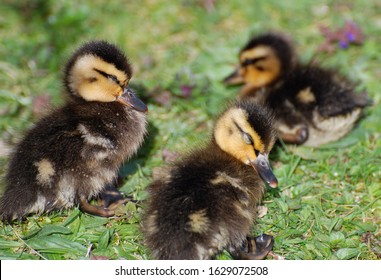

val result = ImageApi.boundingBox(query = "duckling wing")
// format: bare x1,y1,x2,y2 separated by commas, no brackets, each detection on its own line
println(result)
278,66,369,118
316,85,370,117
1,107,121,221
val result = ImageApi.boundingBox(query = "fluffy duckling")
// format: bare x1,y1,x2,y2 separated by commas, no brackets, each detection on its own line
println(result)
143,101,277,260
224,33,370,146
0,41,147,222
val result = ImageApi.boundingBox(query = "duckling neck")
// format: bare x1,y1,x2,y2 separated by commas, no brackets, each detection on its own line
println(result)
205,141,265,191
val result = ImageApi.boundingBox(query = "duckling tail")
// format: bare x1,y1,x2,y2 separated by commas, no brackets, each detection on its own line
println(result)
355,89,373,107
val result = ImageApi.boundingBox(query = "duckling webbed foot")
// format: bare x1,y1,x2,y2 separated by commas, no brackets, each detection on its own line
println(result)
99,184,136,210
232,234,274,260
79,184,136,217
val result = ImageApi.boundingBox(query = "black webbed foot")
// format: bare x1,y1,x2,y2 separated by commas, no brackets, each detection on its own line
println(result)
232,234,274,260
80,183,139,217
100,184,137,208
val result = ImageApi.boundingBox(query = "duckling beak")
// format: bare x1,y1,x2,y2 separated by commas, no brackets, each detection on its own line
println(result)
117,88,148,112
223,68,244,85
250,154,278,188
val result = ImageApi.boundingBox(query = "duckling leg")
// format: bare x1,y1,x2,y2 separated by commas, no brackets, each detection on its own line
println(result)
99,184,137,210
79,196,115,217
279,126,308,145
232,234,274,260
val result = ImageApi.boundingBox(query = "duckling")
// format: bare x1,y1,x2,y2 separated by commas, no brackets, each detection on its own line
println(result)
0,40,147,222
224,33,370,146
142,101,277,260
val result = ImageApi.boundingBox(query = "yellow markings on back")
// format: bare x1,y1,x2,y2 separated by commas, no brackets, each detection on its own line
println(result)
239,45,281,88
68,54,128,102
77,124,114,148
214,108,264,164
34,159,55,186
297,87,316,103
187,209,210,234
233,202,253,222
210,171,243,190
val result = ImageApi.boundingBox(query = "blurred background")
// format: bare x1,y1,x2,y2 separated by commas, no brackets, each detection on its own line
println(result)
0,0,380,260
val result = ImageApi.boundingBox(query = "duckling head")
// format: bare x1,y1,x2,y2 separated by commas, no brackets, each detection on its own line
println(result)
214,101,278,187
224,33,294,90
64,40,147,112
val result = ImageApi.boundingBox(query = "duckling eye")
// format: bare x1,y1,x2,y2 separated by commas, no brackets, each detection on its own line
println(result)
94,68,122,86
108,74,119,84
241,56,268,67
242,59,254,67
243,133,254,145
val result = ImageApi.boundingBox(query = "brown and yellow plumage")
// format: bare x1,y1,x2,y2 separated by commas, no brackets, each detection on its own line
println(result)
143,101,277,260
0,41,147,221
224,33,370,146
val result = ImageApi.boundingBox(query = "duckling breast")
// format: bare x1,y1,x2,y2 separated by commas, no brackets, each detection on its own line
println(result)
303,108,362,147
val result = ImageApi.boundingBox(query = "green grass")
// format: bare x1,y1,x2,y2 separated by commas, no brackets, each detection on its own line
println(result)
0,0,380,260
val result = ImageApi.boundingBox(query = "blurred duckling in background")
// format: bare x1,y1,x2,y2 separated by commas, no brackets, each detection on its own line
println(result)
0,40,147,222
224,33,370,146
143,101,277,260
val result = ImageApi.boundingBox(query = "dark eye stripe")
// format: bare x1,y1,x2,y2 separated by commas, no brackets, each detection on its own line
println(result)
233,121,243,133
241,56,268,67
93,68,123,87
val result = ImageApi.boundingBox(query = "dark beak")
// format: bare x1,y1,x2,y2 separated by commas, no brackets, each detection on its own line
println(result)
223,68,244,85
117,88,148,112
250,154,278,188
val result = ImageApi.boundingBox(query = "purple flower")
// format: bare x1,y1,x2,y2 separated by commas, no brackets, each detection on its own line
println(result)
180,85,193,98
339,41,349,48
346,32,355,42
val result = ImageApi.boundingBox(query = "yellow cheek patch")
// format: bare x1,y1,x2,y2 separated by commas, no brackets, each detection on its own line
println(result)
69,54,127,102
230,144,257,163
72,55,128,84
244,67,277,88
214,108,265,164
240,46,281,88
77,78,122,102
